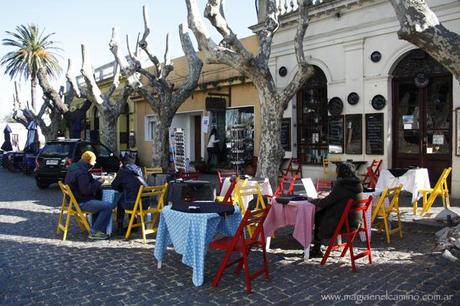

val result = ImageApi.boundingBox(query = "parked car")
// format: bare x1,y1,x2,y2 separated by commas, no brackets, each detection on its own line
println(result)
34,139,120,189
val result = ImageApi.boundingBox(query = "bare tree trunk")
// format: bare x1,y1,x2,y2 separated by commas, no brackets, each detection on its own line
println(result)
389,0,460,80
30,77,37,111
151,116,173,169
39,110,62,142
257,94,284,178
185,0,313,182
128,6,202,170
99,112,119,152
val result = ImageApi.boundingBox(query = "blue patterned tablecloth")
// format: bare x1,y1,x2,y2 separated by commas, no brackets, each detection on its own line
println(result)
154,205,242,286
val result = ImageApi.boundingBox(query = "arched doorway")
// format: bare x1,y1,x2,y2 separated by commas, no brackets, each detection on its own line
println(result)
392,49,452,185
296,65,328,165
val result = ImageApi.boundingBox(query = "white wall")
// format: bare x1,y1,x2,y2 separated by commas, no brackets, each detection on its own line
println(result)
269,0,460,195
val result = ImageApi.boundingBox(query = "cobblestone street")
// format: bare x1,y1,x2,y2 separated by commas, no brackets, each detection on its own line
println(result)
0,168,459,305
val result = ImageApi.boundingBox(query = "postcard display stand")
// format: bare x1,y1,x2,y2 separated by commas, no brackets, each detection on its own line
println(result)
230,124,246,173
173,129,186,172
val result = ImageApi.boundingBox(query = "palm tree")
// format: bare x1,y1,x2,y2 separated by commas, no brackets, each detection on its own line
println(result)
1,24,62,111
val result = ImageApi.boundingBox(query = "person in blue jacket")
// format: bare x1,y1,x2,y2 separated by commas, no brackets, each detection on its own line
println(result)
111,155,147,236
64,151,112,240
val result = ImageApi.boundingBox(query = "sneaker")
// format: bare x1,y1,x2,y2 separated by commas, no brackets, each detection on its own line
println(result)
89,231,110,240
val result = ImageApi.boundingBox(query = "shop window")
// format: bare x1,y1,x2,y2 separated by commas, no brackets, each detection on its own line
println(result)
297,66,328,164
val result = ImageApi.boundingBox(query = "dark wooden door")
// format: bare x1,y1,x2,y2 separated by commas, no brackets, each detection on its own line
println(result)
392,76,452,185
194,116,201,162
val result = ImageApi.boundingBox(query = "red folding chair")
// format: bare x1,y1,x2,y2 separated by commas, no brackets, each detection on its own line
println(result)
217,169,238,194
88,167,103,176
178,169,200,180
287,175,299,195
209,205,271,293
321,196,373,272
316,178,332,193
361,160,382,189
217,177,237,205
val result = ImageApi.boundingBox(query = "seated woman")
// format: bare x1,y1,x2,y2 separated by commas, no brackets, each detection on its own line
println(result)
64,151,112,240
309,162,363,258
111,155,147,236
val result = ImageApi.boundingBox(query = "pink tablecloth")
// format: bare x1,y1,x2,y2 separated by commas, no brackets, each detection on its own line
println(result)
263,199,316,248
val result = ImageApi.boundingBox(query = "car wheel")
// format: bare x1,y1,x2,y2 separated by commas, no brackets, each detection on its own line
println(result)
36,179,50,189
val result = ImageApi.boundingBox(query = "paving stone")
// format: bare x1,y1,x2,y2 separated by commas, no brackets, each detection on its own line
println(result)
0,169,459,304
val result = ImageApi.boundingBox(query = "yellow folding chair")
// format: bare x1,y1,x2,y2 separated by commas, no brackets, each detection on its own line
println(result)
57,181,91,241
322,157,341,177
125,183,168,243
144,167,163,179
233,182,267,236
371,184,403,243
412,167,452,216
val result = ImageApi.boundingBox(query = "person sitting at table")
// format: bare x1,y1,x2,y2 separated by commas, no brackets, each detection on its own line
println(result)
309,162,363,258
111,155,147,236
64,151,112,240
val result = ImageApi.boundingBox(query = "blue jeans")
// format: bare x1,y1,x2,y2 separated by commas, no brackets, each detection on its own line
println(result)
80,200,113,234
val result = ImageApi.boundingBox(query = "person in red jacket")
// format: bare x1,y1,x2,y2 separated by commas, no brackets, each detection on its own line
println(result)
64,151,112,240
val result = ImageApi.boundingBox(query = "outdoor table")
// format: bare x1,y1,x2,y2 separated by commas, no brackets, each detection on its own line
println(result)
165,180,215,205
375,168,430,203
263,197,316,261
154,205,242,286
219,176,273,197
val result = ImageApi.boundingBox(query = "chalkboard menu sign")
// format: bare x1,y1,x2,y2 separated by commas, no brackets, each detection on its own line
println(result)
281,118,291,151
328,116,344,154
366,113,384,155
345,114,363,154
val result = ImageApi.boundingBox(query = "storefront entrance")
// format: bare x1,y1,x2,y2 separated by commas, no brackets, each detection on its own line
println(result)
392,50,452,185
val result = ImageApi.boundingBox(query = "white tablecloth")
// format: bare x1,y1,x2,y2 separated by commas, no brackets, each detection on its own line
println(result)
219,177,273,197
375,168,431,203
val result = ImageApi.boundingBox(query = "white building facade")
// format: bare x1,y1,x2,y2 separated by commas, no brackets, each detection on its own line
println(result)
256,0,460,197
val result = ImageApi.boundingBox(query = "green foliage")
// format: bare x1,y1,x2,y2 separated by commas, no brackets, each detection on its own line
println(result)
1,24,62,82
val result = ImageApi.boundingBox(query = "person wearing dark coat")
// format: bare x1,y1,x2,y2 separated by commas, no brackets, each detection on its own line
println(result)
64,151,112,240
309,162,363,258
111,155,147,236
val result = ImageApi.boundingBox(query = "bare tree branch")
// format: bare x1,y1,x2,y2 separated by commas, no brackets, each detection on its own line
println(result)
281,0,314,107
80,44,104,105
139,5,161,74
37,68,69,113
137,87,161,113
107,61,121,98
109,27,142,89
204,0,253,59
173,24,203,108
255,0,279,65
389,0,460,80
65,59,83,98
185,0,247,67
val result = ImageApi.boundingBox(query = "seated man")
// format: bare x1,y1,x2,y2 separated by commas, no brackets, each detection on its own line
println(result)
309,162,363,258
111,155,147,236
64,151,112,240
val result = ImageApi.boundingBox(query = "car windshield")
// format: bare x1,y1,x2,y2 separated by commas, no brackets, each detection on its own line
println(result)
40,143,73,156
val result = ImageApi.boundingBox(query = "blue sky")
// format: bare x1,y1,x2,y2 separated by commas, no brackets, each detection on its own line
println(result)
0,0,257,118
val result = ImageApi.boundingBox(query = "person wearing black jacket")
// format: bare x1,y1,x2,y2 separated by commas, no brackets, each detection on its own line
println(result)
111,155,147,236
310,162,363,258
64,151,112,240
